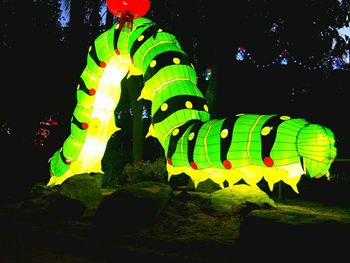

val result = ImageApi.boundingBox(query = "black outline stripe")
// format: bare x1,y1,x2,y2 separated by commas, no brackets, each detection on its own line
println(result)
144,51,191,82
167,120,197,159
152,95,208,124
220,116,240,165
261,115,285,161
71,115,87,130
59,150,68,165
78,78,94,96
113,27,121,51
187,121,205,166
130,23,158,57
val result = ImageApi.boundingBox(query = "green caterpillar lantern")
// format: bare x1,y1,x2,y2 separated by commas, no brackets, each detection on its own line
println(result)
48,1,337,194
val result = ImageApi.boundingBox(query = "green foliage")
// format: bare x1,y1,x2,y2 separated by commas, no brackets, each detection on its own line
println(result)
101,154,126,188
122,158,168,184
101,131,133,188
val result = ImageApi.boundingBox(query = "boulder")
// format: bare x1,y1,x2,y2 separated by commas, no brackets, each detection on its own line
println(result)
209,184,276,214
58,173,103,209
93,181,173,234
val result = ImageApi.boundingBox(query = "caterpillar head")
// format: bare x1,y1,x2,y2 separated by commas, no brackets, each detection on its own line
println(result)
296,124,337,179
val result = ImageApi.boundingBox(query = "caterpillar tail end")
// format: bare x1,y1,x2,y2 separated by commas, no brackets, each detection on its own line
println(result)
47,147,104,187
297,124,337,180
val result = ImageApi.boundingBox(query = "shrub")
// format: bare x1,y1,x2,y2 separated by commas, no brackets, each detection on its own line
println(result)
122,157,168,184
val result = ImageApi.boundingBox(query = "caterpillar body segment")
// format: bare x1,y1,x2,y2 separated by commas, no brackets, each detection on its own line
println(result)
164,114,336,193
122,17,336,193
48,25,132,186
48,17,337,194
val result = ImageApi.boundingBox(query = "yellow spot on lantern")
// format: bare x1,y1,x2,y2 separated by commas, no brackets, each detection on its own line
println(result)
115,24,119,30
185,101,193,109
150,60,157,68
161,103,168,111
204,104,209,112
261,126,271,136
280,115,291,121
172,128,179,136
138,35,144,41
221,129,229,139
157,28,163,32
188,132,195,141
173,57,180,64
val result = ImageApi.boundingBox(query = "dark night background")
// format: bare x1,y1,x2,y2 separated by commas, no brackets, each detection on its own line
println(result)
1,2,350,262
1,0,350,188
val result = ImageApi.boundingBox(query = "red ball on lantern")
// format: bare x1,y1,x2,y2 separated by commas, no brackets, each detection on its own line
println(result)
106,0,150,19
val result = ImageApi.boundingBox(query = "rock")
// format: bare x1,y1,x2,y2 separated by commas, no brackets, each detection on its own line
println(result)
209,184,276,214
93,181,173,234
18,188,86,221
58,173,103,209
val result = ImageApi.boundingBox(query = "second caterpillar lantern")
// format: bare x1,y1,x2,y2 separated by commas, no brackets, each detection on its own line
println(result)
48,1,337,194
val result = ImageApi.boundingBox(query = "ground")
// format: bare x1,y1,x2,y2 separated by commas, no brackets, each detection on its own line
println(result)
1,186,350,262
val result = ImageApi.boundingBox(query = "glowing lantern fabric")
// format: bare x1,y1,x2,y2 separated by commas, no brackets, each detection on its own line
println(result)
47,15,337,194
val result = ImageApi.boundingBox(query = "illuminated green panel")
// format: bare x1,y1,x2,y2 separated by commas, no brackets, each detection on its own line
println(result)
204,119,226,168
94,28,115,62
227,115,267,166
297,124,336,177
136,34,185,73
126,18,156,54
62,135,84,161
169,125,191,166
49,151,69,177
270,118,308,166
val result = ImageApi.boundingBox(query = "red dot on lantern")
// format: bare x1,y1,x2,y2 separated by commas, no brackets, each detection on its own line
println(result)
223,160,232,169
89,89,96,95
167,157,172,165
100,61,106,68
263,156,274,167
190,161,198,170
81,123,89,129
65,158,72,165
115,49,120,55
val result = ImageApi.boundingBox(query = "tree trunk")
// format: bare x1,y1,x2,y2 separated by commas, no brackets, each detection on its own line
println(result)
125,75,144,164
